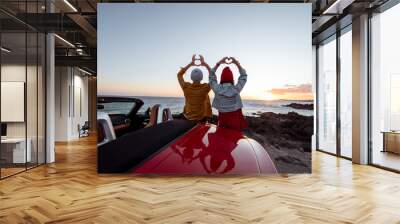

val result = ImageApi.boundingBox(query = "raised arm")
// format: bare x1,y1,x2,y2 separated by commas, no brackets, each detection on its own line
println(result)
209,67,219,92
209,57,228,94
199,55,211,74
231,57,247,92
177,58,194,89
212,57,228,71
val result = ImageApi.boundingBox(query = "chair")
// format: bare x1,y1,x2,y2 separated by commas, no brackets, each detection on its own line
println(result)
79,121,90,138
97,112,116,147
162,108,173,122
145,104,160,128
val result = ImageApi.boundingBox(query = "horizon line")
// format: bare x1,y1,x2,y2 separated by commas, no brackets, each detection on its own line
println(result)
97,94,314,102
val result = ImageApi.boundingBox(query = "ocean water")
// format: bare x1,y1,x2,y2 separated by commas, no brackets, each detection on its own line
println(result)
102,96,314,117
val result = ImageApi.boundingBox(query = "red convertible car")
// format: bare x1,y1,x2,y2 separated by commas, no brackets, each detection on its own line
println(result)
97,96,277,174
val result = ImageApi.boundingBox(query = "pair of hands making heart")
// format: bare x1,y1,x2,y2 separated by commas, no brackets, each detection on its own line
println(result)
190,54,207,67
182,54,208,71
182,54,242,71
215,56,241,70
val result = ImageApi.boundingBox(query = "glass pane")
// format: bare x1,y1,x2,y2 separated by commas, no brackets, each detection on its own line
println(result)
0,1,26,14
371,4,400,171
27,31,38,169
38,33,46,165
318,37,337,154
25,0,38,169
340,30,352,158
1,31,27,177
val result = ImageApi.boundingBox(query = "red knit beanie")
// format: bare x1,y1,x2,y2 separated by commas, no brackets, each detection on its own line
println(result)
220,67,234,84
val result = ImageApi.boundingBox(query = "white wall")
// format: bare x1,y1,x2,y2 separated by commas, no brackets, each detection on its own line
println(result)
1,65,25,138
1,65,26,138
1,63,46,164
55,66,70,141
1,65,40,138
55,67,89,141
72,73,89,138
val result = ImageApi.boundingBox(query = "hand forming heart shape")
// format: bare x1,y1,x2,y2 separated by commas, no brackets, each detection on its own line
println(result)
192,54,203,66
224,57,233,64
193,59,201,66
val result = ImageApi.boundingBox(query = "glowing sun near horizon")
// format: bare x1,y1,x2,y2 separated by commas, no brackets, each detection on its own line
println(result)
266,83,314,101
248,92,275,101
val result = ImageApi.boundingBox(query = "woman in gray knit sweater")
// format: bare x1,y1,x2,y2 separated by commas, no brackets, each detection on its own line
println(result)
206,57,248,131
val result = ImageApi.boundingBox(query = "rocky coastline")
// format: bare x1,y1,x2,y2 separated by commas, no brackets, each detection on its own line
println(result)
284,103,314,110
207,111,313,173
245,112,313,173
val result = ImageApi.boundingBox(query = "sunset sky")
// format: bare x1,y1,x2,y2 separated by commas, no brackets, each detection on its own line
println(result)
98,3,313,101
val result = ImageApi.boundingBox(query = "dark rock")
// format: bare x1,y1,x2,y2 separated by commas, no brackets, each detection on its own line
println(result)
284,103,313,110
209,111,313,173
245,112,313,152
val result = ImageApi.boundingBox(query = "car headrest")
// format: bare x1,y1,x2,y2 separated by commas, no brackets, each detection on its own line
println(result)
146,104,160,127
97,111,116,147
162,108,173,122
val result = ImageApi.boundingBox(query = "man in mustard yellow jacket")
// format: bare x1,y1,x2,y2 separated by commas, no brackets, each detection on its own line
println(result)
177,55,212,121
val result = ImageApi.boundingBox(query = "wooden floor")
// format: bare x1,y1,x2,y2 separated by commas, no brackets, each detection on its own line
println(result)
372,150,400,171
1,136,400,224
1,167,26,178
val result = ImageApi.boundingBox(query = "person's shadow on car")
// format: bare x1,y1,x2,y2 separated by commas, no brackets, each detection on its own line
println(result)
172,126,243,174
